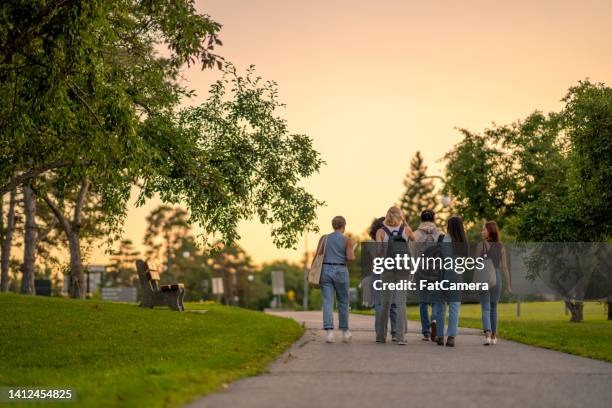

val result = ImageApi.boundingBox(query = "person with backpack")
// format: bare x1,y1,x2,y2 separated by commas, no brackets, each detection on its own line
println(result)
475,221,512,345
410,209,444,341
431,215,467,347
366,217,399,342
315,216,356,343
375,206,415,345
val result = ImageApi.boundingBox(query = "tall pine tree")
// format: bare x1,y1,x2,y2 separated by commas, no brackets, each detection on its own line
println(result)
398,151,440,228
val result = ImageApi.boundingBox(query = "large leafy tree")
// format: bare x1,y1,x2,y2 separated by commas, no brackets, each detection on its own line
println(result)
1,2,323,298
443,80,612,321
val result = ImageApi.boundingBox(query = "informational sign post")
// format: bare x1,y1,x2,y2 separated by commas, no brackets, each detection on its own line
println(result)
271,270,285,309
212,277,224,303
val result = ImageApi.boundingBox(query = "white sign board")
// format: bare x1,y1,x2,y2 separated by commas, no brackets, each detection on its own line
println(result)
212,277,224,295
102,287,137,303
271,270,285,295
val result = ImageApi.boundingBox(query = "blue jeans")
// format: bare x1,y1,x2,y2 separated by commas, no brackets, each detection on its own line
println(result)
320,264,349,330
375,303,397,336
480,269,502,333
432,301,460,337
419,302,432,336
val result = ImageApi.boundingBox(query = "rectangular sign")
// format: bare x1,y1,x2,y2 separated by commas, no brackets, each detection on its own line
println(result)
271,270,285,295
212,277,224,295
101,287,137,303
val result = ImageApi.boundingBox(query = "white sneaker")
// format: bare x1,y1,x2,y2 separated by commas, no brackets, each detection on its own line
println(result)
342,330,352,343
483,336,491,346
326,330,334,343
491,336,498,345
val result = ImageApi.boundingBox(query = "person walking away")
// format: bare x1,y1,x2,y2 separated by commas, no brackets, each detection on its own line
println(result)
476,221,512,345
432,215,467,347
410,209,443,341
366,217,399,342
375,206,415,345
316,216,356,343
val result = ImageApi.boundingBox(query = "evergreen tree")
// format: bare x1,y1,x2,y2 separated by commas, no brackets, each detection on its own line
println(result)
398,151,439,228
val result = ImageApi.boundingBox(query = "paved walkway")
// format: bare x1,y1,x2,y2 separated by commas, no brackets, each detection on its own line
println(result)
187,311,612,408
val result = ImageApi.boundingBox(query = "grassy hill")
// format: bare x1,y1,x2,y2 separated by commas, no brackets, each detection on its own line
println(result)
0,294,303,407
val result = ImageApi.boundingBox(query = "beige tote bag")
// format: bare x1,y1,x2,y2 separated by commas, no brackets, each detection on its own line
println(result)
308,235,328,288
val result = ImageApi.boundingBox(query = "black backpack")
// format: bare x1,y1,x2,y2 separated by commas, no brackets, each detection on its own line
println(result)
418,234,445,282
382,225,410,274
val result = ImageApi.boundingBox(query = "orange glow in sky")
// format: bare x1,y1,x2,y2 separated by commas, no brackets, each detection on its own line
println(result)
94,0,612,265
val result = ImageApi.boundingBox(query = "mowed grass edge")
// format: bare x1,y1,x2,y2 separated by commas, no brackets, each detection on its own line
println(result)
0,294,304,407
354,301,612,362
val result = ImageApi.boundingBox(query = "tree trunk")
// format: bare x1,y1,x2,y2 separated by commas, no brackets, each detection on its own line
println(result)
37,176,89,299
21,185,37,294
68,231,84,298
565,300,584,322
1,189,17,292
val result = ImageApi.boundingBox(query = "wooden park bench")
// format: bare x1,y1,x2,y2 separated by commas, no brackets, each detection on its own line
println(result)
136,260,185,311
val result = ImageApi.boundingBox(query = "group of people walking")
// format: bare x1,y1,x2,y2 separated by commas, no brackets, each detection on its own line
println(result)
314,206,512,346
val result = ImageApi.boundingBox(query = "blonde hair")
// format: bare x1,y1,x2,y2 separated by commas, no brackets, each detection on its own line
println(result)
384,206,403,227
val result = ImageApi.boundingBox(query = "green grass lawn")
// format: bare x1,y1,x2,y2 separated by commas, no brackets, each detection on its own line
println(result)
355,301,612,362
0,293,303,407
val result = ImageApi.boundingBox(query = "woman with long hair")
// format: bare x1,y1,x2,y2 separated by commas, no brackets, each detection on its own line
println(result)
476,221,512,345
431,215,467,347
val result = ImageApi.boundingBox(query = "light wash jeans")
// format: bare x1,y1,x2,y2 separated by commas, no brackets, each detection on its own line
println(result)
375,302,397,336
419,302,432,336
432,301,460,337
320,264,349,330
480,268,502,333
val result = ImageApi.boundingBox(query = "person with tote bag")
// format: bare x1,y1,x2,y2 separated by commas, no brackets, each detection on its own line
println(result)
475,221,512,345
312,216,356,343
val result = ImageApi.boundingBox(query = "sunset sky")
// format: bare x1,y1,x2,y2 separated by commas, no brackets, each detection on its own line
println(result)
95,0,612,266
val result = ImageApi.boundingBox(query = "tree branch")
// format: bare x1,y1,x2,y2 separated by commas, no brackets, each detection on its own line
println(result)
66,81,103,127
0,159,91,196
37,218,59,241
35,188,71,237
73,177,90,227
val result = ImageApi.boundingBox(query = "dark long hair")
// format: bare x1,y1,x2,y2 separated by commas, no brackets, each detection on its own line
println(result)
447,215,468,256
484,221,502,266
484,221,500,242
369,217,385,240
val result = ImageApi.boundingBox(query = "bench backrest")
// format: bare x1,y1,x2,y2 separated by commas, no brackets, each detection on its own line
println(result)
136,260,160,292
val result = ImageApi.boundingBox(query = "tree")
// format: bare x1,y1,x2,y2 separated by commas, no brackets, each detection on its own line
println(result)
1,1,223,298
2,3,323,300
143,205,191,270
398,151,440,228
20,184,36,294
107,239,140,287
443,80,612,321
